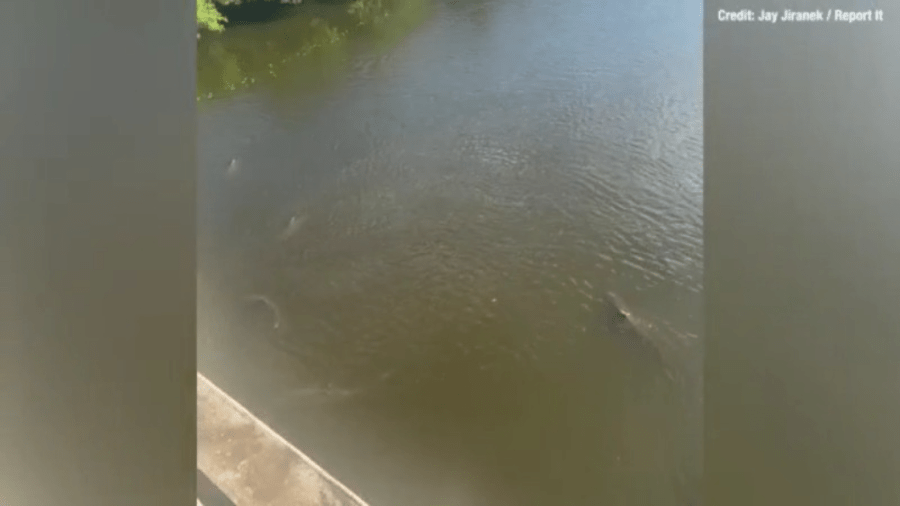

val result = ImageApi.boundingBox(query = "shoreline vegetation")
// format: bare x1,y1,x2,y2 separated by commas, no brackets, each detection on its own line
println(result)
196,0,395,33
196,0,429,101
198,0,229,32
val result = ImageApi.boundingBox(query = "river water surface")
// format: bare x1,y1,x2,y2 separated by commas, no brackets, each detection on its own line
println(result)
197,0,702,504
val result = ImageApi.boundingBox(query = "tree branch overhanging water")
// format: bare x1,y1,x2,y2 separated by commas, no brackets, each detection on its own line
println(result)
196,0,430,101
198,0,228,32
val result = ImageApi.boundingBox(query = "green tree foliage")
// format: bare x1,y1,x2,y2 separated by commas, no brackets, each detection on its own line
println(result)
197,0,429,100
197,0,227,32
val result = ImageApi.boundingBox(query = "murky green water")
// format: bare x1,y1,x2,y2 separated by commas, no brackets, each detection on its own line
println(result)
198,0,702,504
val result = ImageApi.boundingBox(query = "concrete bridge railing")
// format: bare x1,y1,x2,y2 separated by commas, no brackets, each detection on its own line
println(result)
197,373,371,506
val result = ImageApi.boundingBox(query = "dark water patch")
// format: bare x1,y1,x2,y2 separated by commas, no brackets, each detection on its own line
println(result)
219,1,304,26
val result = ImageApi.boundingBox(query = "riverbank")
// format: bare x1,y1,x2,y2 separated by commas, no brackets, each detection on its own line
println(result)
197,0,379,33
196,0,429,101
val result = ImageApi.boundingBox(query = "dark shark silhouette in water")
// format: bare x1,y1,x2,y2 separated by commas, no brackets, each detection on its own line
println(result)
597,291,672,380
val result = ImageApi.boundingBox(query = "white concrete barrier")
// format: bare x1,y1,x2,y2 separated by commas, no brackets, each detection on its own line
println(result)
197,373,371,506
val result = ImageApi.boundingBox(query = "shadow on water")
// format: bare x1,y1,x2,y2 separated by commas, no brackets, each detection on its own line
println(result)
218,2,304,27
